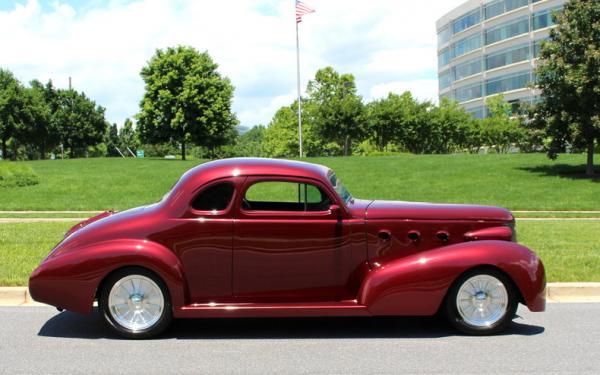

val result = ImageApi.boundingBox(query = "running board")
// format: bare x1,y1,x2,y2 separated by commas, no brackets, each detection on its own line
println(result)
175,301,370,318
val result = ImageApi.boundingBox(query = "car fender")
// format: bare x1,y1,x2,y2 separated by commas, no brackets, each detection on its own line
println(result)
29,239,188,314
357,240,545,316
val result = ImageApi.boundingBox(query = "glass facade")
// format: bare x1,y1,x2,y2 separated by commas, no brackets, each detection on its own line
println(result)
451,34,481,59
486,43,530,70
485,15,529,45
467,106,485,119
452,9,481,34
485,70,531,95
454,58,482,81
455,82,483,102
485,0,528,20
438,48,451,68
439,70,452,90
532,6,561,30
438,25,451,45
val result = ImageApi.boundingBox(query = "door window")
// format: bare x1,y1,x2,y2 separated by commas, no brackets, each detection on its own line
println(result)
243,181,331,212
192,182,235,211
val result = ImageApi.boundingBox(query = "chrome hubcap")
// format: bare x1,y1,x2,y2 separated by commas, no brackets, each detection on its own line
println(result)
456,274,508,327
108,275,164,331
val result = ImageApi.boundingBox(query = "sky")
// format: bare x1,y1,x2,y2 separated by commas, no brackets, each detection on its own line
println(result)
0,0,466,128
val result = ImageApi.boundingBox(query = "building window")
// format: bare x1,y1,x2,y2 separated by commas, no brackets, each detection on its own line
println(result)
452,9,481,34
467,106,485,119
439,70,453,90
532,6,562,30
451,34,482,59
438,25,451,45
485,0,529,20
438,48,451,68
485,15,529,45
453,58,482,81
454,82,483,102
485,70,531,95
485,43,530,70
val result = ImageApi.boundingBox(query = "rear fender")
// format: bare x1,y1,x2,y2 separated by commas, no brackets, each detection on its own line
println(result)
29,239,187,314
357,240,545,316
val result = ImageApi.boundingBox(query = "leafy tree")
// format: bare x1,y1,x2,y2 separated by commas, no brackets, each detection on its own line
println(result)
53,89,107,158
20,81,60,159
481,95,525,153
0,69,25,160
119,118,139,151
105,123,121,157
234,125,266,157
427,97,476,153
307,67,364,156
532,0,600,175
365,93,408,152
137,46,237,160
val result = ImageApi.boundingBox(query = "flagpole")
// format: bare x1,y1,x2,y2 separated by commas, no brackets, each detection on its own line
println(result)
295,19,303,158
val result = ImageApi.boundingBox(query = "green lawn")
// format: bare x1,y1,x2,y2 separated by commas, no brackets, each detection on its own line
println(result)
0,220,598,286
0,154,597,211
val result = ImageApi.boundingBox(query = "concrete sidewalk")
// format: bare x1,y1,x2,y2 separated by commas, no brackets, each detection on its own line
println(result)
1,283,599,306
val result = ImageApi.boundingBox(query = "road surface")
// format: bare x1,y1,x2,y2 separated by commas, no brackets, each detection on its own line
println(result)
0,303,599,374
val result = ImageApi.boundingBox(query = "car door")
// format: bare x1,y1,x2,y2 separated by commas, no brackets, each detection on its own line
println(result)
232,176,353,302
160,177,241,303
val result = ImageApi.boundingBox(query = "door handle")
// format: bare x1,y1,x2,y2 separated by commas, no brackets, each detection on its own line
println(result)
378,230,392,241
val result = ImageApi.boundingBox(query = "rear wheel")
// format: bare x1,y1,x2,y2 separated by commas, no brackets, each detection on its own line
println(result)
100,267,172,339
445,268,517,335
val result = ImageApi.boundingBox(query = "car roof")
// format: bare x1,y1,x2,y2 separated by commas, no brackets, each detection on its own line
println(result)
180,158,332,186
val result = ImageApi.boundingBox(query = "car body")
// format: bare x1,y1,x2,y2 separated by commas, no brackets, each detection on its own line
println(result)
29,158,545,338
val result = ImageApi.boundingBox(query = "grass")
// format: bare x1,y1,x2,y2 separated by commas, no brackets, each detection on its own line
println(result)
0,222,74,286
0,154,597,211
0,161,39,188
0,220,598,286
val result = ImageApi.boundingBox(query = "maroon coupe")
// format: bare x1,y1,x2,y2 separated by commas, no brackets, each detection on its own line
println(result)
29,158,545,338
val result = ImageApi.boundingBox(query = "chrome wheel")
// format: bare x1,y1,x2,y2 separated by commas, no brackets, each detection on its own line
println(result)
456,274,508,328
108,275,165,332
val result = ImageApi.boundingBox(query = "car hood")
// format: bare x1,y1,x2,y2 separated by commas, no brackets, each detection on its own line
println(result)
358,200,513,222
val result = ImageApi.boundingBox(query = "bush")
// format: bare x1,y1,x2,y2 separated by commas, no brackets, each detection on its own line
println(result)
0,162,40,188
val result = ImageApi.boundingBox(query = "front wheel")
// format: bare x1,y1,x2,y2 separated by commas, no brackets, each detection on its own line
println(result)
100,267,172,339
445,268,518,335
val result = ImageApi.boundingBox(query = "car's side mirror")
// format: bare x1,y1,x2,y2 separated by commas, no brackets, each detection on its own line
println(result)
329,204,342,219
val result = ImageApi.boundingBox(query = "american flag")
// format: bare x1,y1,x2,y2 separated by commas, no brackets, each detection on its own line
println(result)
296,0,315,23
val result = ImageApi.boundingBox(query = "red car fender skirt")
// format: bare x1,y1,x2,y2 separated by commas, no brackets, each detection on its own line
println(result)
29,239,187,314
357,240,546,316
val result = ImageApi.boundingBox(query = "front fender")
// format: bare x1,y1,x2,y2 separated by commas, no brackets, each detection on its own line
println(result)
29,239,187,314
358,240,545,316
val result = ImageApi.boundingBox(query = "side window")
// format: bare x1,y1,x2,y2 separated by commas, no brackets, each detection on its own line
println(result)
243,181,331,212
192,182,235,211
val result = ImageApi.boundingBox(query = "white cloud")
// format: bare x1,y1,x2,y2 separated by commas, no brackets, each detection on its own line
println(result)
0,0,466,127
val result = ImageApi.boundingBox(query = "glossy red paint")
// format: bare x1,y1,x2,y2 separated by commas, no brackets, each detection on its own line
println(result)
29,158,545,320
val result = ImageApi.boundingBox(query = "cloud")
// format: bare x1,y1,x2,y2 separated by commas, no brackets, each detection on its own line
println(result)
0,0,465,128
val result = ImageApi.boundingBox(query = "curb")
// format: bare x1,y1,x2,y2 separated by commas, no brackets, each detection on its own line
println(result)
1,283,600,306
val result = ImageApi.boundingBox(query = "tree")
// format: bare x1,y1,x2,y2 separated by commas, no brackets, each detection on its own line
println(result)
105,123,121,157
119,118,139,151
307,67,364,156
19,80,60,159
384,92,431,154
0,69,25,160
137,46,237,160
234,125,266,157
53,89,107,158
533,0,600,176
427,97,476,153
365,93,407,152
481,95,525,153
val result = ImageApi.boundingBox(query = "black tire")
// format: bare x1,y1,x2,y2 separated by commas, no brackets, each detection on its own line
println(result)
445,268,518,335
99,267,172,339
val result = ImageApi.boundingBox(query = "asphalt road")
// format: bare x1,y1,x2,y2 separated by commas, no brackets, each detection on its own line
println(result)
0,304,599,374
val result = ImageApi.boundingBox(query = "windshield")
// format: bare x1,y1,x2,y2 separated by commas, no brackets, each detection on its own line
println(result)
328,172,353,203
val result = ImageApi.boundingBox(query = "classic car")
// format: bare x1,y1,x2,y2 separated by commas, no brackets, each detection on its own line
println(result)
29,158,545,338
